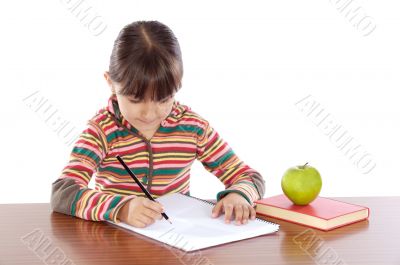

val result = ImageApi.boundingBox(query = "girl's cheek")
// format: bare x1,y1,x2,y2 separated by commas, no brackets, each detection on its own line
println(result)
159,103,173,116
122,106,139,120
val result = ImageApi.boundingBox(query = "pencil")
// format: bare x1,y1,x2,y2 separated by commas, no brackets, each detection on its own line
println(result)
116,155,172,224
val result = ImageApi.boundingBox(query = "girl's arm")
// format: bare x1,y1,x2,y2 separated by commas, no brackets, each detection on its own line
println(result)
196,121,266,205
50,121,135,222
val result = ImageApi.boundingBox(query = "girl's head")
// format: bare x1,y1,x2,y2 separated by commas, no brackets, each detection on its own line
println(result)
104,20,183,127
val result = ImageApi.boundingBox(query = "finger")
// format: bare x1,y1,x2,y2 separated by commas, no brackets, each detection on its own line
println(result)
132,219,147,228
224,204,234,224
242,205,250,224
138,214,156,226
212,201,223,218
143,199,164,213
250,206,257,220
234,205,244,225
143,208,163,221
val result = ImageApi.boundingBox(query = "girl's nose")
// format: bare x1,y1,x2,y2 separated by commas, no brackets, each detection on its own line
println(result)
140,112,155,120
140,110,158,123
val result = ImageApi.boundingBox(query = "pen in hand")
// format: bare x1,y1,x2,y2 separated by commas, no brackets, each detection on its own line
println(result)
116,155,172,224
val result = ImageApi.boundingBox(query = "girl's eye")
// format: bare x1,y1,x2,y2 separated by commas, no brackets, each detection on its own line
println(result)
129,99,141,103
128,96,171,104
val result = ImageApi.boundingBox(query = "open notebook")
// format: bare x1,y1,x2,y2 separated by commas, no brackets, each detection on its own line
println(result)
107,193,279,252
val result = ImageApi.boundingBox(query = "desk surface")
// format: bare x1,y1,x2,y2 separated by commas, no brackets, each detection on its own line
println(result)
1,196,399,265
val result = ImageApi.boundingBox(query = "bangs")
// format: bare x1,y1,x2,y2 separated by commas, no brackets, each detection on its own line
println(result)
119,54,182,101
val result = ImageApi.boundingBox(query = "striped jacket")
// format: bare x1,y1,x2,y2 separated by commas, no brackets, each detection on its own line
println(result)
51,94,265,223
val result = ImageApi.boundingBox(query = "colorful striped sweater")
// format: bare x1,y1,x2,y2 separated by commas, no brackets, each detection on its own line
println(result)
51,94,265,223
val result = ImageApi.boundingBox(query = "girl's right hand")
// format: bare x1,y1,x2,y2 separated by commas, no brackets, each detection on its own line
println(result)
117,196,165,228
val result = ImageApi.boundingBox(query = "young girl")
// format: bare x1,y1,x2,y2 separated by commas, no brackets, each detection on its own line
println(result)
51,20,265,228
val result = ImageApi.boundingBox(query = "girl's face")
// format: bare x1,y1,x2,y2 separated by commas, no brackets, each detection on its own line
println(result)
104,71,175,130
115,89,175,130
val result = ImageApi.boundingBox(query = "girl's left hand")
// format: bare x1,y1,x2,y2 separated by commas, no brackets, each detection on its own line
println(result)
211,192,256,225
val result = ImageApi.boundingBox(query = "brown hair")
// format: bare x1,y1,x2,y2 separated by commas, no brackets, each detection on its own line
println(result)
108,20,183,101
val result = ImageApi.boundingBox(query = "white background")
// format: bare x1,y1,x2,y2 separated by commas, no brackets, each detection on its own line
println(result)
1,0,399,204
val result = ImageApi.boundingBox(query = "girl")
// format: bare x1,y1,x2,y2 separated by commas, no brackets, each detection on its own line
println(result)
51,20,265,228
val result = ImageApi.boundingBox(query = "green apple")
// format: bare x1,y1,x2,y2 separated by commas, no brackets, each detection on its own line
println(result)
281,163,322,205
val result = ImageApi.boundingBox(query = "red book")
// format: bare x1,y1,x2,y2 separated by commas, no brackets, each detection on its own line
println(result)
255,194,370,231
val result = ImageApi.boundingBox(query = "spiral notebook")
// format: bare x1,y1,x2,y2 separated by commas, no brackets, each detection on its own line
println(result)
107,193,279,252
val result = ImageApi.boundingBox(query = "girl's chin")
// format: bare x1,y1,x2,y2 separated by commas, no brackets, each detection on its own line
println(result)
137,120,158,125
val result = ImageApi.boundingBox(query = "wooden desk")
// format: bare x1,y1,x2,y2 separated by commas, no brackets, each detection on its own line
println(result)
1,197,399,265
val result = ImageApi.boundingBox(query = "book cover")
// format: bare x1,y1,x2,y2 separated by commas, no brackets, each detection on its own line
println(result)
255,194,369,231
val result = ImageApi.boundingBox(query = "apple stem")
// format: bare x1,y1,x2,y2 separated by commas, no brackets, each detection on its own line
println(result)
303,162,309,168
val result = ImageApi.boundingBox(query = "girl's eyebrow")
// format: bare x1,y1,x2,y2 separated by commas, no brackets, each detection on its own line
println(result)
159,94,175,102
161,95,173,101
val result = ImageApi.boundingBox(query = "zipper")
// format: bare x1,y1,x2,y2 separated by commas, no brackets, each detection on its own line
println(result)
145,140,154,191
108,113,160,192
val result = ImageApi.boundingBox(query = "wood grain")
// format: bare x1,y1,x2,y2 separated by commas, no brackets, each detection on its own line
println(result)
0,197,399,265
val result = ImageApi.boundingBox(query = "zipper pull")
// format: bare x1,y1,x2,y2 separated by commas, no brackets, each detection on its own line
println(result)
142,175,148,184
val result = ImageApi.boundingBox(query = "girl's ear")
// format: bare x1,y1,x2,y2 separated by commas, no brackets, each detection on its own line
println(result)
104,71,116,94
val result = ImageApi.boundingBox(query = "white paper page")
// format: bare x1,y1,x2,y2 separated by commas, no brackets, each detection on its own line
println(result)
107,193,279,251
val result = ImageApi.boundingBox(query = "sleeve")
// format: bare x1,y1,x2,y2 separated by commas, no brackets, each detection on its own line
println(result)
196,120,266,206
50,120,136,223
